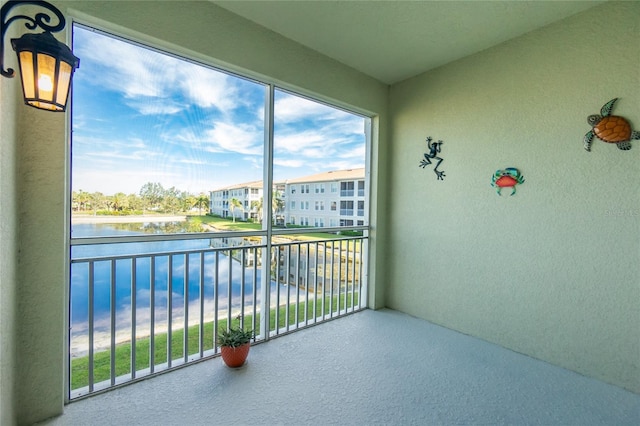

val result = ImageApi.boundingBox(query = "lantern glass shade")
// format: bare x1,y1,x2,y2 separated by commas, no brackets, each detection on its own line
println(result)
11,31,79,112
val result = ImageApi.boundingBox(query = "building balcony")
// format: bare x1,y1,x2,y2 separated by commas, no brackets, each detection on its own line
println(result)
40,308,639,425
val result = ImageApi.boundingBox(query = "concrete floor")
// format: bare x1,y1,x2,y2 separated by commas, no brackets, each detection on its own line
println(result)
39,309,639,425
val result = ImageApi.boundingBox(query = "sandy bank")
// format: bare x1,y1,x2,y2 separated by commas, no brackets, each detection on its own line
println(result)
71,215,187,224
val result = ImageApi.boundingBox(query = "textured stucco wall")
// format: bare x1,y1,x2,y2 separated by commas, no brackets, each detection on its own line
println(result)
388,1,639,393
15,97,69,426
10,1,388,424
0,40,19,426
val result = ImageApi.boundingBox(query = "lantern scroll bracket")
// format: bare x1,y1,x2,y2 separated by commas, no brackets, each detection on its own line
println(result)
1,0,67,78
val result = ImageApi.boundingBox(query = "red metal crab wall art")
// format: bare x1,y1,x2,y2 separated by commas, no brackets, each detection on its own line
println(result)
492,168,525,196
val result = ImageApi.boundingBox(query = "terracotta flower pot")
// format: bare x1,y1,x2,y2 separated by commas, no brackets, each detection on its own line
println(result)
220,343,250,368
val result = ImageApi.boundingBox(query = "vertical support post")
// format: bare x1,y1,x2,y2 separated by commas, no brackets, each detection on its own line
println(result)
260,83,274,341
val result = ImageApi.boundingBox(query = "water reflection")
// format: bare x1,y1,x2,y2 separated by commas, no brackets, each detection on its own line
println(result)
70,223,283,356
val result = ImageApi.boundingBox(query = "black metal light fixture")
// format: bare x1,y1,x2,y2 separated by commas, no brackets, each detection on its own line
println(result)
1,0,79,112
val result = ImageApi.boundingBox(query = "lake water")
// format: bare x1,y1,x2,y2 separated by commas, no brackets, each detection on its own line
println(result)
70,223,288,354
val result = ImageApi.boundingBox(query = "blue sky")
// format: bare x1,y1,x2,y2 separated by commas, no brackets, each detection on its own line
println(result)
71,26,366,196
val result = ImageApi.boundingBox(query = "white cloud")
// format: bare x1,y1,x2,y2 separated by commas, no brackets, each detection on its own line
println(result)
274,93,344,123
337,144,366,160
275,130,327,154
178,63,238,111
272,92,365,165
73,136,152,163
274,158,306,168
75,28,239,114
126,99,185,115
76,32,168,98
242,156,264,170
203,122,263,155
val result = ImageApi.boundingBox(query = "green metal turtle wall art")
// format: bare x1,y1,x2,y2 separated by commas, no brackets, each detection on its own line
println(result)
491,168,524,196
584,98,639,151
419,136,445,180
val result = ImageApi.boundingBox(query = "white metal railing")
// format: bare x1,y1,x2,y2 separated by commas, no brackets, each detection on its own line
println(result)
68,233,367,399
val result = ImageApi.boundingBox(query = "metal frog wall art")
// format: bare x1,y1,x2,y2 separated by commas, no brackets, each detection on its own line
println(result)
492,168,525,196
419,136,445,180
584,98,639,152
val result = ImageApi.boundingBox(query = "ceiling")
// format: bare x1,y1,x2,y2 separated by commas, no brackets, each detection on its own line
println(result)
213,0,602,85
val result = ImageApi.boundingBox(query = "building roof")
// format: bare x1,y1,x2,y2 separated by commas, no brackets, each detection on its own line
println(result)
211,180,263,192
211,168,365,192
284,168,365,184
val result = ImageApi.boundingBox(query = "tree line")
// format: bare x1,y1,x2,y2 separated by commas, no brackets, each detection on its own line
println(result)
72,182,210,215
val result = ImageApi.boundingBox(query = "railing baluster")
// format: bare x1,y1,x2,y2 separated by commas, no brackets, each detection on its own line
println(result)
285,245,291,332
252,247,258,340
346,240,350,311
199,252,205,358
316,243,327,320
359,238,363,304
131,257,137,379
359,238,364,308
351,240,362,311
312,242,318,323
274,246,281,335
88,261,94,392
167,255,173,368
295,243,301,327
184,253,189,363
150,256,155,374
344,240,349,312
227,250,232,329
351,239,356,311
213,251,219,354
329,242,335,318
240,249,245,326
340,240,345,313
304,243,311,325
110,259,116,386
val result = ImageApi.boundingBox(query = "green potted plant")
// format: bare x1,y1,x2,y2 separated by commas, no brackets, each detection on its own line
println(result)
217,316,254,368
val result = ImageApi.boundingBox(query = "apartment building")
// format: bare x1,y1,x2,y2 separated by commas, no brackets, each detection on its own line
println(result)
284,168,366,227
210,168,366,227
209,180,262,221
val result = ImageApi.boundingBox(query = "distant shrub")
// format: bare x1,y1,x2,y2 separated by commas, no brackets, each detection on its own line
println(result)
337,230,363,237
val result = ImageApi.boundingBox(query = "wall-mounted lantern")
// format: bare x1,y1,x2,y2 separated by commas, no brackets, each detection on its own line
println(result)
1,0,79,112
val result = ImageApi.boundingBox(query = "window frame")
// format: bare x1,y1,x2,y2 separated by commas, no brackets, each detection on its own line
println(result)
67,21,374,402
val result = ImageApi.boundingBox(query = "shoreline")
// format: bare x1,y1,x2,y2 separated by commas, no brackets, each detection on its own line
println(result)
71,214,188,224
69,300,294,358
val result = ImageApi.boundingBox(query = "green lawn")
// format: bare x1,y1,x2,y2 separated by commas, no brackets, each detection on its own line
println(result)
191,215,363,244
71,292,359,390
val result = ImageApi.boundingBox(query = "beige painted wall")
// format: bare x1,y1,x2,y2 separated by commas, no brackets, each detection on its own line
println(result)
388,1,639,393
0,41,19,426
5,1,388,424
